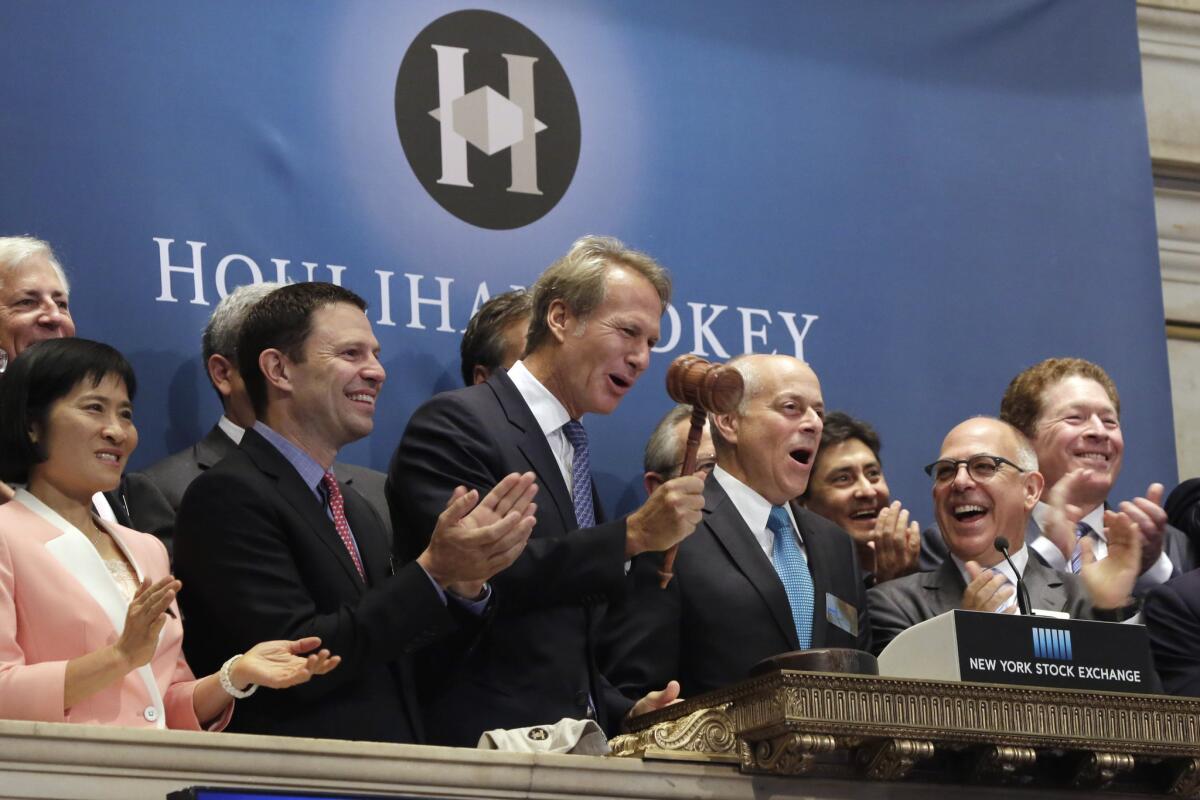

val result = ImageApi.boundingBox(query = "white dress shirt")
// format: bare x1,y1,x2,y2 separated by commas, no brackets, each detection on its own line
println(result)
1031,502,1172,591
506,360,577,497
711,465,805,562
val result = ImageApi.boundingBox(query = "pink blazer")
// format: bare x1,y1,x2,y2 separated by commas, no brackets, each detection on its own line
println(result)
0,491,230,730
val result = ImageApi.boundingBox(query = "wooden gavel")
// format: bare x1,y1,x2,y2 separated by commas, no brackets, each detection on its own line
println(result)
658,354,744,588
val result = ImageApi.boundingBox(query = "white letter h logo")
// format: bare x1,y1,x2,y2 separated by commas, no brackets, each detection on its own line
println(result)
428,45,547,195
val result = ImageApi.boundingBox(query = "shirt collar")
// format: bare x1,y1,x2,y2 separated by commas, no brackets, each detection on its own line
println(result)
252,421,327,496
950,543,1029,587
1032,502,1107,542
218,415,245,445
507,360,572,436
712,464,797,535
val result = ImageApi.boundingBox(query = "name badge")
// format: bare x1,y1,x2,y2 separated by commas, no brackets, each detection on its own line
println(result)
826,592,858,637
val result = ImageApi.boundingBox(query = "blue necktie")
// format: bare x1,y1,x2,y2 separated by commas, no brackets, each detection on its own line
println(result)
987,567,1017,613
768,506,814,649
1070,521,1095,574
561,420,595,528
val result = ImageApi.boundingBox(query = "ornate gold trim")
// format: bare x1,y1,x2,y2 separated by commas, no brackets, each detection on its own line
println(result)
616,670,1200,789
608,704,739,763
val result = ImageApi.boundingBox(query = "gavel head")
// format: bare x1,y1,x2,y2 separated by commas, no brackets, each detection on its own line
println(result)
665,355,744,414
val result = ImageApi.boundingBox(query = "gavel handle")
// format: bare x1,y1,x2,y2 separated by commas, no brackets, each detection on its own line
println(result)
658,406,708,588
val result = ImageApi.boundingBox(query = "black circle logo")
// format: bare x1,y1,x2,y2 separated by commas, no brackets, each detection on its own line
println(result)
395,10,581,230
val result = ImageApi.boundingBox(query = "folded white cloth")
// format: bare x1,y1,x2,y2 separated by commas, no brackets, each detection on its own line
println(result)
477,717,610,755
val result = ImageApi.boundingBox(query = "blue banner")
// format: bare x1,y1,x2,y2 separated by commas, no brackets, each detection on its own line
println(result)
0,0,1167,524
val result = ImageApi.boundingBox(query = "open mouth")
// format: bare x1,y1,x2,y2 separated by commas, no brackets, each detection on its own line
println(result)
347,392,375,405
790,448,813,465
95,451,122,466
849,508,881,522
609,374,632,391
952,504,987,522
1073,451,1110,464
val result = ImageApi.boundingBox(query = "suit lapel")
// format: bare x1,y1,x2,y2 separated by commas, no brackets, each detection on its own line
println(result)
488,371,578,532
240,430,366,591
14,490,168,726
921,560,966,617
196,425,238,470
794,509,830,646
704,481,800,649
343,486,389,585
1022,555,1067,612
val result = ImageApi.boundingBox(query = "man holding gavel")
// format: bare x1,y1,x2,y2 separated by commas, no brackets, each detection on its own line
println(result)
605,354,870,701
387,235,706,746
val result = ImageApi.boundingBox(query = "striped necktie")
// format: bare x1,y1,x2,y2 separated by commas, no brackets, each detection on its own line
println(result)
1070,521,1096,574
561,420,595,528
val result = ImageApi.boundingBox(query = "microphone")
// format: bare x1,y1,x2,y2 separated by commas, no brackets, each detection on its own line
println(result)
993,536,1031,615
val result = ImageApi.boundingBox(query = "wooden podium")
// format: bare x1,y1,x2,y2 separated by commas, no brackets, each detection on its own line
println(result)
610,669,1200,796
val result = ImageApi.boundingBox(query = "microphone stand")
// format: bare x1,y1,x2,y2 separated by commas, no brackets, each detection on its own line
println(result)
993,536,1031,616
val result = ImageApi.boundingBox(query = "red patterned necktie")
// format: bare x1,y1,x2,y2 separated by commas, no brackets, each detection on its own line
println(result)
321,472,365,580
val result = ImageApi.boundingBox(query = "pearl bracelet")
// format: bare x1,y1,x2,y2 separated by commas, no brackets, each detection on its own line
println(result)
219,654,258,699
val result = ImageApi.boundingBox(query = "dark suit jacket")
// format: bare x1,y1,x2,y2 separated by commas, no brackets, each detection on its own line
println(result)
387,369,633,746
602,479,870,700
1144,568,1200,697
869,552,1103,656
131,424,392,552
918,513,1195,595
174,428,458,743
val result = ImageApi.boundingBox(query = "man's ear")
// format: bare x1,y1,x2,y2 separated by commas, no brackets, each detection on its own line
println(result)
1023,470,1045,512
207,354,237,398
711,411,739,447
545,299,574,344
643,471,665,497
472,364,491,385
258,349,292,395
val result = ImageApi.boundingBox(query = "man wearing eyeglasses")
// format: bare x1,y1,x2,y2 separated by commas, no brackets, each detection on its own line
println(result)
868,416,1142,655
919,358,1194,592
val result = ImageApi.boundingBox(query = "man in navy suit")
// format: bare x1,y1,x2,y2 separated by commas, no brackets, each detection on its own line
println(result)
175,282,536,743
604,354,871,699
131,282,392,552
388,235,705,745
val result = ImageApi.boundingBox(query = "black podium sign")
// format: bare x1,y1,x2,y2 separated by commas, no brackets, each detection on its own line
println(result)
953,610,1153,694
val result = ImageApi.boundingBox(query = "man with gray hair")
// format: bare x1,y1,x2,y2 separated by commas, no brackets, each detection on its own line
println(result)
131,282,391,546
640,403,716,497
0,236,161,523
0,235,75,502
0,235,74,373
605,354,869,701
389,235,705,745
868,416,1143,655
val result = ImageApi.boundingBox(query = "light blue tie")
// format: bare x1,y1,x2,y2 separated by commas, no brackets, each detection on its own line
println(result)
1070,522,1095,574
561,420,595,528
768,506,814,649
987,567,1017,613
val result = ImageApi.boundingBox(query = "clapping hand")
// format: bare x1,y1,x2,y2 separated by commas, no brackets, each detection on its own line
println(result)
1116,483,1167,573
230,637,340,691
860,501,919,582
1040,468,1090,560
114,576,182,670
418,472,538,598
961,562,1017,614
1079,510,1142,610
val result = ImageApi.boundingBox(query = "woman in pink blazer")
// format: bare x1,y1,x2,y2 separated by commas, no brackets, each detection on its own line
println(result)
0,338,339,729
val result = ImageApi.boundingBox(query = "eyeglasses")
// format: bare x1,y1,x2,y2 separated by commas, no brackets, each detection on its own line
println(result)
923,454,1025,485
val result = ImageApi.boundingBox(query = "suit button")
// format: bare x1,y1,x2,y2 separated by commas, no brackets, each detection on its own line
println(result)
143,706,159,723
